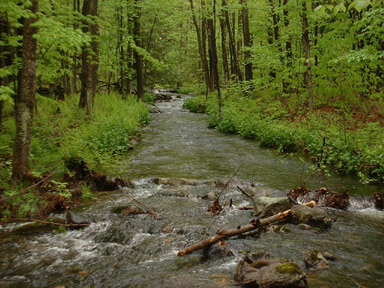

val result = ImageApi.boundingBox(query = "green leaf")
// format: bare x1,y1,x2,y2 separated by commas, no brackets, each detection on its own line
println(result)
349,0,371,12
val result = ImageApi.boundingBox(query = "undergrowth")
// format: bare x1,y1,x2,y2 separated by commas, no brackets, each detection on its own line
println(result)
0,92,149,220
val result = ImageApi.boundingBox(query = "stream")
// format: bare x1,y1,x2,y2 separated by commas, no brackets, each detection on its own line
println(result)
1,94,384,287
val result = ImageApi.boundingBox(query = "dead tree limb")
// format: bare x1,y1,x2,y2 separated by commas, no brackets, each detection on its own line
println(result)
9,218,90,228
129,197,159,219
177,200,316,256
19,171,57,194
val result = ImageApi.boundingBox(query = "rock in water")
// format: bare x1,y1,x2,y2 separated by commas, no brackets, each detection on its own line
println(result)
66,211,90,225
304,250,330,270
257,197,292,218
290,205,332,229
121,206,145,216
235,257,307,287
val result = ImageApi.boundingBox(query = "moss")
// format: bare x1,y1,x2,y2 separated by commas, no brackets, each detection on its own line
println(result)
276,262,302,275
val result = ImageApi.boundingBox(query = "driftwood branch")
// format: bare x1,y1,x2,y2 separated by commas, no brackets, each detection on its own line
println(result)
130,197,159,219
20,171,57,194
177,201,316,256
9,218,90,228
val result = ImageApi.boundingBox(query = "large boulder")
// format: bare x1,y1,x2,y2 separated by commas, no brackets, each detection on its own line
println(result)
290,205,332,229
256,197,292,218
235,257,307,288
66,211,91,225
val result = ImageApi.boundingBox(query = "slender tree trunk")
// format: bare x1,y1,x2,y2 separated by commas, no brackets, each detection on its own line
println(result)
134,0,144,100
12,0,39,181
223,0,243,81
207,20,215,91
282,0,292,94
190,0,210,94
126,0,133,96
79,0,99,116
71,0,80,94
241,0,253,81
208,0,222,118
301,1,314,108
0,16,10,127
219,13,230,84
201,1,210,95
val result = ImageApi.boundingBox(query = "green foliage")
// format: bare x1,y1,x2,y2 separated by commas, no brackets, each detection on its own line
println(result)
81,183,94,200
143,92,156,104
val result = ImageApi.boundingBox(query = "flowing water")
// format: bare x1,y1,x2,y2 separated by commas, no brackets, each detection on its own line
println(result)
1,95,384,288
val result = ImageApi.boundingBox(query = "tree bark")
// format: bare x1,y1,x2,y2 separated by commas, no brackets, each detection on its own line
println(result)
0,16,10,127
190,0,210,94
282,0,292,94
219,12,230,84
301,1,314,108
12,0,39,181
134,0,144,100
178,201,316,256
208,0,222,118
79,0,99,115
241,0,253,81
223,0,243,81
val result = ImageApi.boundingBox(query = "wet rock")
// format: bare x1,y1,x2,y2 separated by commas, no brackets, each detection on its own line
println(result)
304,250,330,270
111,206,131,214
235,257,307,288
202,192,216,201
298,223,312,230
146,104,161,113
257,197,292,218
66,211,90,225
291,205,332,229
374,192,384,210
91,173,130,191
155,93,173,102
154,178,198,186
121,205,145,216
266,225,292,233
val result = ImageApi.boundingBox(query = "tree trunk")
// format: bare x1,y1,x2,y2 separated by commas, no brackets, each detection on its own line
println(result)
207,20,216,91
301,1,314,108
241,0,253,81
190,0,210,94
0,16,10,127
208,0,222,118
79,0,99,116
219,14,230,85
282,0,292,94
12,0,39,181
201,1,211,95
223,0,243,81
134,0,144,100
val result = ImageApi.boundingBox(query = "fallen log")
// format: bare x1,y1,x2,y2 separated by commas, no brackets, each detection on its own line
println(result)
177,200,316,256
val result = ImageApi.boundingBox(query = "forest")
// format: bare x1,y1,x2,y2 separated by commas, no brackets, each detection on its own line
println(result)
1,0,384,287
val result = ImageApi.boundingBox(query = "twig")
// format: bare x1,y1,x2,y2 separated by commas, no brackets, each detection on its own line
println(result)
237,185,258,215
20,171,57,194
217,165,242,198
129,197,159,219
237,206,254,210
5,218,90,228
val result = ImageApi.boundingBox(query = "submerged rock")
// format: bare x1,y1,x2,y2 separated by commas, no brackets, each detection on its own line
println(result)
66,211,91,225
235,257,307,288
374,192,384,210
121,205,145,216
146,104,161,113
304,250,330,270
291,205,332,229
257,197,292,218
154,178,198,186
